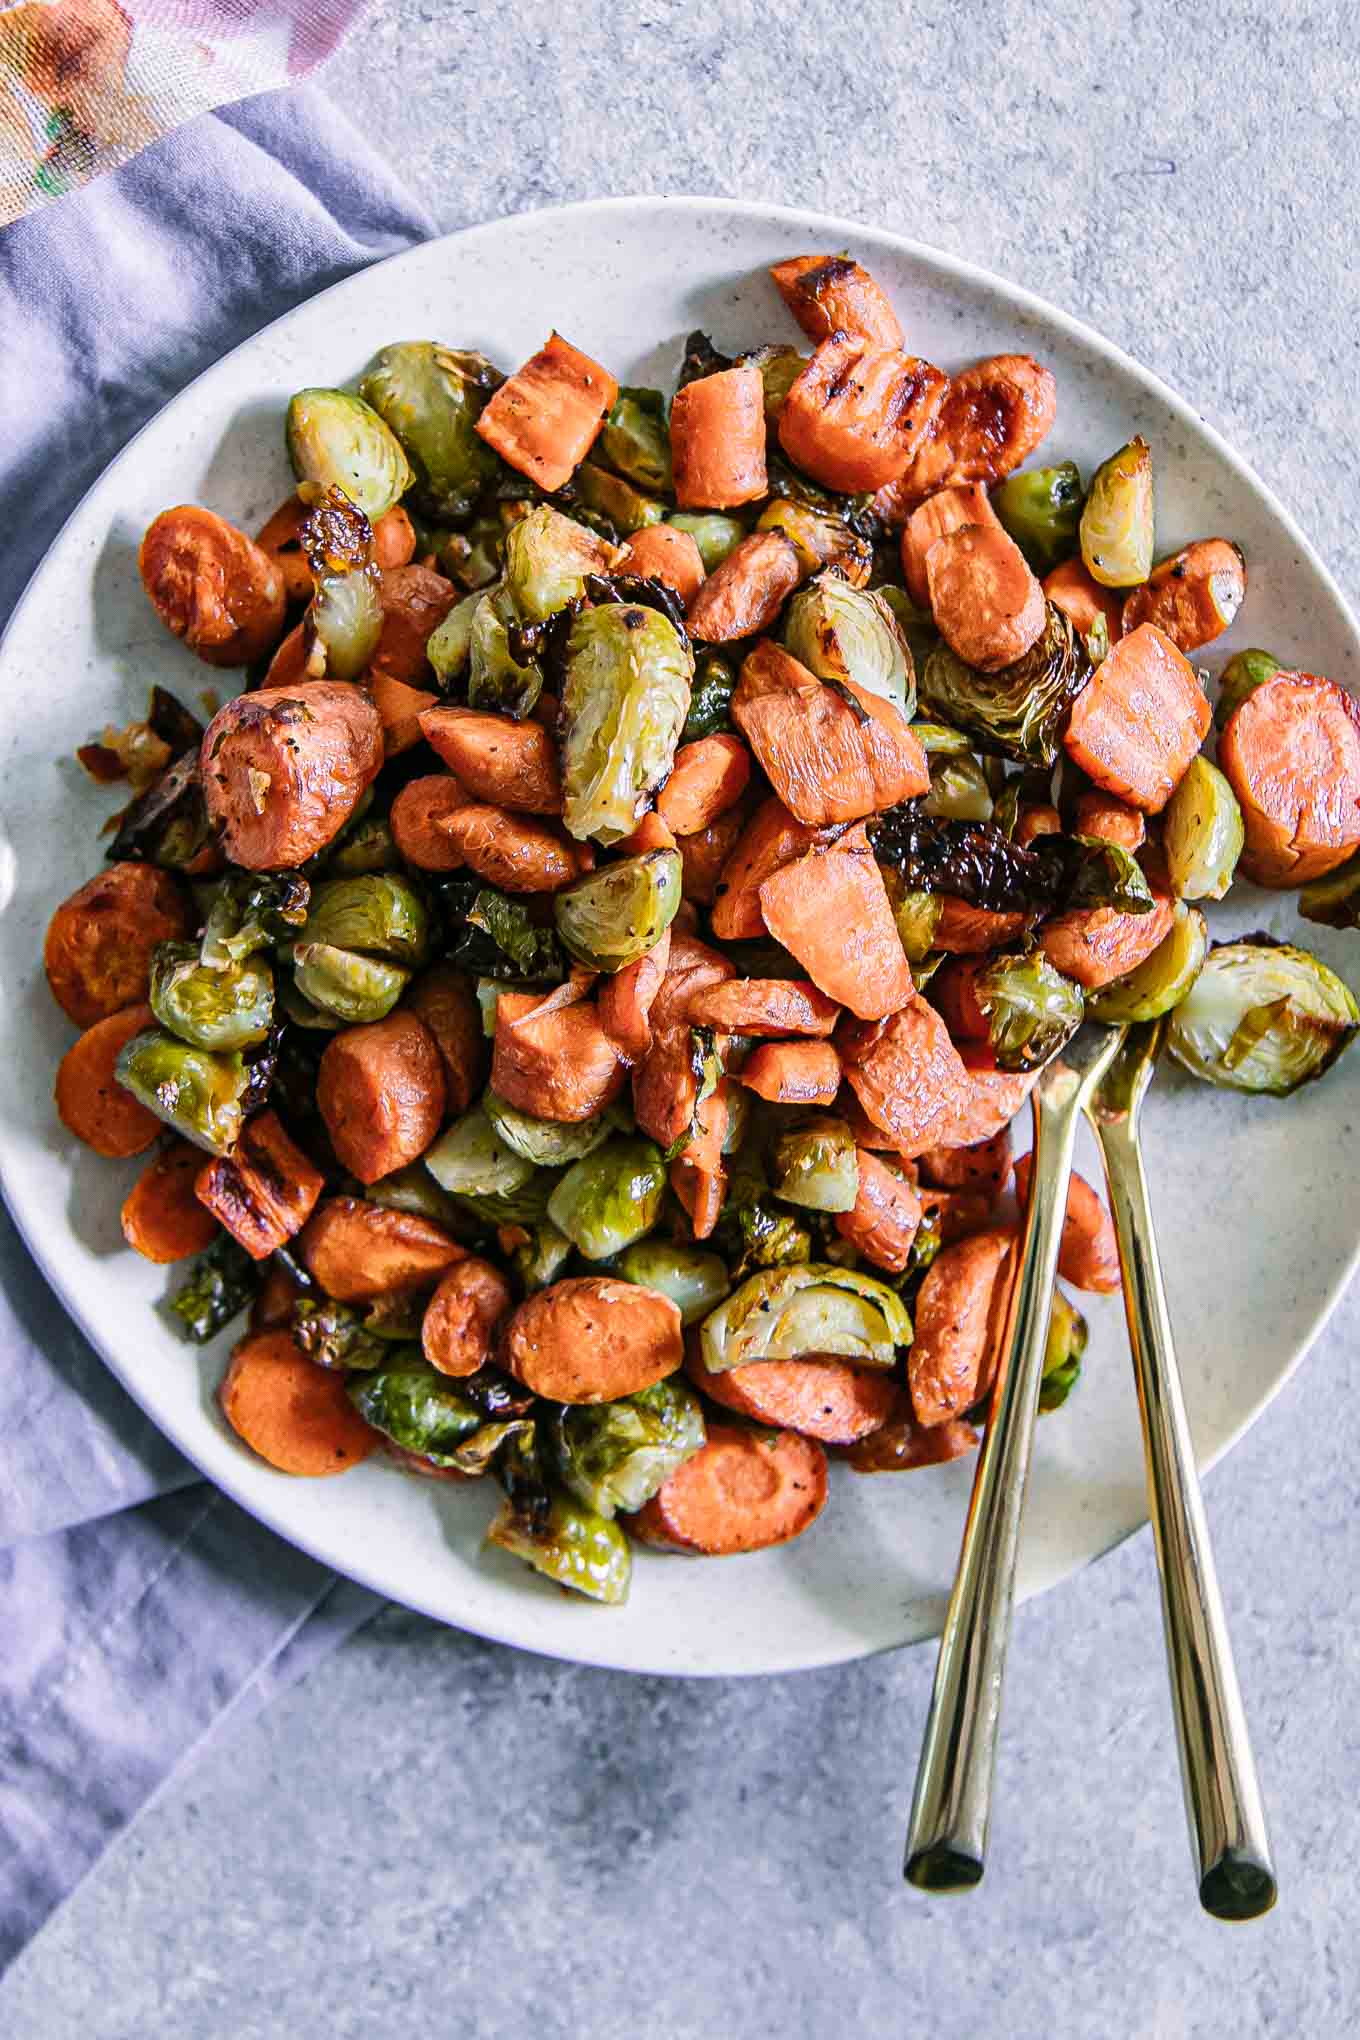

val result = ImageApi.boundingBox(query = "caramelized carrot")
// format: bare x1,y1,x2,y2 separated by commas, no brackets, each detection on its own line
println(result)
370,564,457,687
371,671,437,756
418,705,562,815
647,931,736,1034
633,1025,704,1151
670,364,768,509
732,639,928,825
195,1109,326,1259
1063,623,1211,813
474,331,618,492
45,862,193,1028
219,1330,376,1476
926,522,1046,672
671,1152,727,1242
919,1187,997,1244
918,1126,1012,1201
140,505,286,667
676,807,746,906
491,991,626,1122
1073,789,1146,849
389,773,469,869
933,898,1030,953
627,1423,827,1555
504,1277,683,1402
929,957,989,1044
1042,556,1124,644
1218,670,1360,885
896,355,1057,503
695,1356,897,1445
54,1003,161,1158
617,809,677,855
300,1197,465,1300
436,801,584,893
421,1257,513,1376
902,481,1004,608
709,795,829,941
778,336,949,493
263,620,308,688
686,530,801,643
738,1039,841,1105
769,253,904,349
251,1258,304,1333
374,505,418,571
255,494,316,603
1013,1154,1120,1293
687,977,841,1037
598,930,671,1062
843,1392,979,1471
618,523,706,606
920,1064,1036,1151
758,825,914,1021
404,965,484,1117
121,1141,220,1263
908,1229,1014,1425
837,995,972,1153
1121,539,1246,653
834,1149,923,1272
1015,802,1062,845
1040,889,1174,990
317,1012,446,1185
656,734,751,834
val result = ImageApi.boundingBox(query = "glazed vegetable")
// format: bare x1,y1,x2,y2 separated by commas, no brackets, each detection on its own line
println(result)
303,874,428,964
347,1356,492,1462
200,871,309,969
503,504,614,623
1167,937,1359,1094
292,943,410,1025
1040,1286,1088,1412
440,881,564,983
778,337,948,493
292,1295,410,1371
45,863,194,1028
150,941,274,1051
546,1135,667,1258
508,1218,574,1291
993,461,1084,573
1213,646,1281,730
467,586,545,720
200,681,384,871
757,498,873,586
698,1262,911,1374
559,603,693,843
926,521,1047,674
553,851,682,971
770,1116,860,1212
1087,902,1208,1023
424,1102,536,1200
770,253,903,348
170,1232,260,1342
969,947,1085,1071
1162,756,1244,900
357,342,500,521
919,604,1092,767
139,508,287,669
551,1378,706,1518
107,752,216,873
425,588,481,686
782,574,914,713
114,1029,250,1155
484,1090,615,1167
1063,623,1211,813
1218,670,1360,885
666,513,746,573
616,1240,731,1323
286,388,413,520
220,1330,376,1476
627,1421,827,1555
1079,436,1154,588
670,363,767,509
1121,539,1246,653
896,354,1058,501
298,487,383,682
598,385,672,491
474,331,619,494
487,1473,632,1605
923,752,994,824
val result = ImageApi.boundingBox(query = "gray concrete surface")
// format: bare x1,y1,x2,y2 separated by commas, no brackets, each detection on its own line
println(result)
5,2,1360,2033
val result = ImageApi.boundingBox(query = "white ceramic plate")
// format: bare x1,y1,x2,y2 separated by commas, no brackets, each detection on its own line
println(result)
2,198,1357,1677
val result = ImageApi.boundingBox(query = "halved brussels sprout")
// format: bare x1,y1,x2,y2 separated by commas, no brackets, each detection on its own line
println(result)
546,1136,667,1260
550,1378,705,1519
454,1171,560,1230
292,942,410,1024
575,462,665,536
615,1240,731,1324
971,949,1085,1071
924,752,994,824
740,343,809,424
115,1029,250,1155
1167,938,1359,1093
504,504,615,624
424,1103,536,1198
755,498,873,586
683,656,736,740
1039,1286,1088,1412
327,815,398,876
553,849,683,971
698,1262,912,1373
347,1356,485,1461
299,487,383,681
600,386,673,491
484,1091,616,1167
920,605,1092,767
286,388,413,521
292,1296,416,1371
783,574,914,713
993,461,1084,573
1162,756,1244,902
357,342,501,522
1065,835,1155,915
1214,647,1281,731
1079,437,1154,589
771,1116,860,1213
909,718,974,757
665,511,746,572
365,1161,466,1230
276,976,343,1032
881,869,943,961
467,585,544,720
508,1218,574,1291
170,1233,259,1342
303,874,429,964
200,872,310,970
487,1485,632,1604
1088,902,1208,1023
560,604,693,844
1300,853,1360,931
426,588,482,688
150,941,274,1051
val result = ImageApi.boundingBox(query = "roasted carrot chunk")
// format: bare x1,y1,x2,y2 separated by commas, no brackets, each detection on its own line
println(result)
140,505,286,668
491,990,626,1123
598,930,671,1062
686,530,801,643
219,1330,376,1476
504,1277,683,1403
769,253,904,349
926,522,1046,672
1218,670,1360,885
732,639,928,826
1042,556,1124,644
1040,890,1174,990
437,801,584,893
371,671,438,756
710,795,829,941
837,997,974,1155
676,807,746,906
122,1140,220,1263
896,354,1057,503
834,1149,924,1272
418,705,562,815
656,735,751,835
369,563,457,687
195,1110,326,1260
300,1197,465,1301
933,898,1030,954
759,826,913,1022
627,1423,827,1555
696,1356,897,1445
687,977,841,1037
902,481,1003,608
918,1126,1012,1201
908,1230,1014,1425
616,809,677,856
1013,1154,1120,1293
474,331,618,492
389,773,469,869
1063,623,1211,813
778,336,948,493
1121,539,1246,653
421,1257,513,1377
1072,789,1145,849
844,1397,979,1472
919,1065,1036,1151
54,1003,161,1158
404,965,484,1117
617,523,706,605
317,1012,446,1185
45,862,192,1028
647,931,737,1034
670,364,768,509
738,1039,841,1105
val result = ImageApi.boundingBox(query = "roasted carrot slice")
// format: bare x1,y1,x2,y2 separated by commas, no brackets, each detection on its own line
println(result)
474,331,618,492
759,827,914,1021
404,964,484,1116
1013,1154,1119,1293
255,494,316,603
926,522,1046,673
1042,556,1124,644
837,998,974,1155
919,1064,1036,1151
647,930,736,1034
732,639,928,826
896,355,1057,503
676,807,746,906
491,991,626,1122
670,364,767,509
918,1126,1012,1201
389,773,468,870
709,794,829,941
45,862,192,1028
686,530,801,643
670,1080,730,1240
656,734,751,835
688,977,841,1037
1063,623,1211,813
1072,789,1145,849
1218,669,1360,884
300,1197,465,1301
616,809,677,856
598,929,671,1062
371,671,437,756
834,1149,923,1271
219,1330,376,1476
1015,803,1062,845
1040,890,1174,990
140,505,286,668
504,1277,683,1403
421,1257,513,1377
933,898,1030,954
695,1355,896,1445
918,1187,997,1244
54,1002,161,1158
628,1423,828,1554
769,253,903,349
437,801,584,893
122,1140,220,1263
418,705,562,815
1121,539,1246,653
195,1109,327,1259
778,336,948,493
908,1230,1014,1425
370,563,457,687
901,480,1003,608
617,523,706,605
316,1012,446,1186
844,1397,979,1472
738,1039,841,1105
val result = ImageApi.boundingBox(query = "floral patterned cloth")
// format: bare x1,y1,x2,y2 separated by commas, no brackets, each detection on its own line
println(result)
1,0,370,224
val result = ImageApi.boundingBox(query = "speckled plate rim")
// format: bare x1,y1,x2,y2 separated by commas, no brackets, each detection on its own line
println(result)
3,192,1357,1678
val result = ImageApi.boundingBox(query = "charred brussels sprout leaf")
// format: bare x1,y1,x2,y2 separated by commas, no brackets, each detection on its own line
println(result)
677,329,734,389
683,656,737,740
468,585,545,720
971,948,1085,1071
487,1485,632,1604
1300,853,1360,931
881,870,943,961
600,386,672,492
504,504,615,623
1162,756,1244,901
347,1357,485,1461
665,512,746,573
615,1240,731,1324
200,872,310,970
292,1296,414,1371
286,387,413,521
547,1136,667,1259
116,1029,250,1154
560,604,693,844
298,487,383,681
872,805,1057,913
1214,647,1281,731
993,461,1084,573
553,849,683,972
1167,937,1359,1094
439,881,564,983
699,1263,912,1373
424,1103,536,1200
771,1116,860,1213
1063,836,1155,916
1080,436,1154,589
292,942,410,1024
1088,903,1208,1023
712,1143,813,1276
303,874,429,964
783,574,914,713
484,1091,616,1168
108,752,214,871
169,1234,260,1342
357,342,501,522
550,1379,706,1518
923,752,993,824
150,941,274,1051
756,498,874,586
908,718,974,757
920,605,1092,767
1039,1287,1088,1412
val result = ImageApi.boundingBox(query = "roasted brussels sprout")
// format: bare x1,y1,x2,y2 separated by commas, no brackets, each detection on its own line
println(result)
438,880,565,984
1079,436,1154,589
880,870,943,961
755,498,874,586
553,849,683,972
771,1115,860,1213
919,605,1092,767
303,874,429,964
365,1161,466,1231
1167,937,1359,1093
712,1142,813,1276
503,504,615,623
347,1356,487,1462
150,941,274,1051
451,1172,560,1230
574,461,665,536
1213,647,1281,731
169,1233,260,1343
507,1218,574,1291
782,574,914,713
200,872,310,970
1088,902,1208,1023
424,1102,536,1199
276,977,343,1032
107,751,214,872
665,511,746,572
993,461,1084,573
971,948,1085,1071
560,603,693,844
326,814,398,876
923,752,994,824
1064,836,1155,916
467,585,545,720
740,343,808,424
699,1262,912,1373
357,342,501,522
292,942,410,1024
1039,1286,1088,1412
285,388,413,521
546,1136,667,1259
683,656,736,740
600,386,673,491
440,511,505,593
115,1029,250,1155
484,1090,616,1167
908,718,973,757
426,588,482,688
487,1482,632,1604
616,1240,731,1324
299,487,383,681
1162,756,1244,902
292,1295,415,1371
550,1378,706,1518
1300,853,1360,931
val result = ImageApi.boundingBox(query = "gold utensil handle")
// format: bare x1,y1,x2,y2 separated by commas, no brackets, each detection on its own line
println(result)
1092,1113,1276,1920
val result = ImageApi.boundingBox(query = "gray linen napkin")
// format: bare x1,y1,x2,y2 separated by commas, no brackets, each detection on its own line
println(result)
0,85,435,1974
